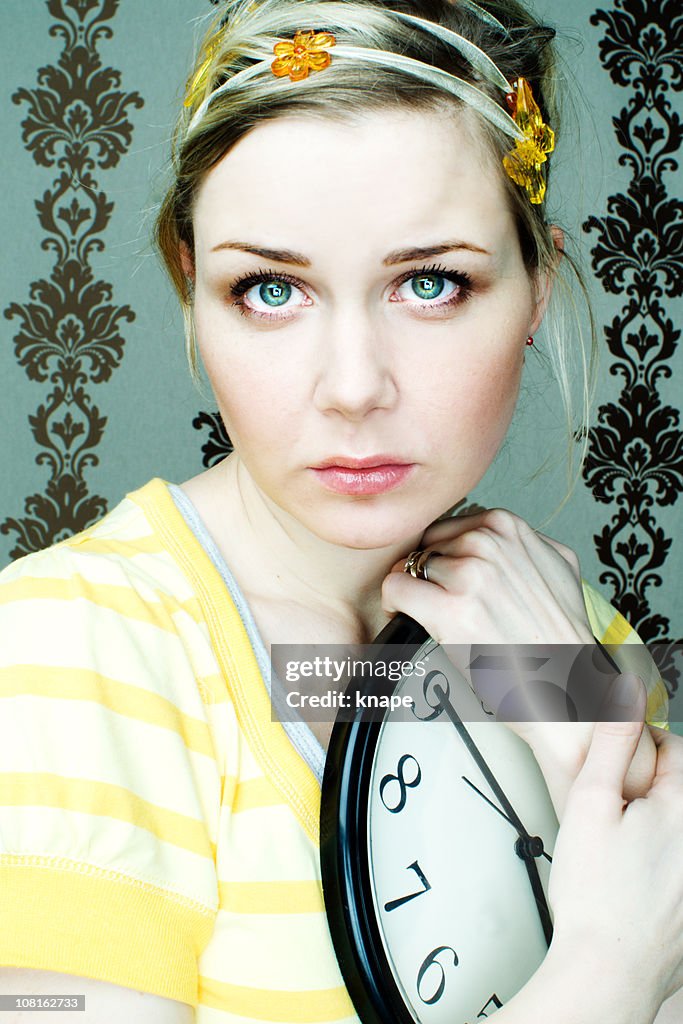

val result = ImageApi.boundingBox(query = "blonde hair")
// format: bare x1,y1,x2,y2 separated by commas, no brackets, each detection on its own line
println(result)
155,0,597,511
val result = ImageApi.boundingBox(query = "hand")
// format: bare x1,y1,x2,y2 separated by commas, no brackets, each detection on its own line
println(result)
382,507,657,814
515,672,658,819
548,696,683,1017
382,507,594,647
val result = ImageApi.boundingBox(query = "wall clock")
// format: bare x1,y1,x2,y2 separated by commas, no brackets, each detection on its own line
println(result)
320,614,620,1024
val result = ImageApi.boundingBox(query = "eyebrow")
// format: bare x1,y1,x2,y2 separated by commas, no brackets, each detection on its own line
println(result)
210,241,311,266
209,239,492,265
384,241,491,264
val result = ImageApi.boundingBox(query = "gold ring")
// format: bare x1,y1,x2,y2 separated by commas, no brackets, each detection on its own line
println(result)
403,550,423,577
417,550,442,582
403,549,442,581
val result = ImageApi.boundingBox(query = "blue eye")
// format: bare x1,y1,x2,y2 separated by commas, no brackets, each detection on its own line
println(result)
229,264,473,321
396,268,466,307
411,275,445,300
230,271,304,317
259,281,292,307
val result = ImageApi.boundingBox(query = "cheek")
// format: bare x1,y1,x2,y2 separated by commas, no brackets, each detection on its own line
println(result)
480,348,524,420
201,342,299,451
434,337,524,448
478,361,523,457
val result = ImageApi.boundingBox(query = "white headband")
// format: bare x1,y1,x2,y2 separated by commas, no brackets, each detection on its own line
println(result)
186,7,523,141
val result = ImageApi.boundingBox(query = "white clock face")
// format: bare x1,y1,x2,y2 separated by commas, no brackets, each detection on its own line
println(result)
366,641,559,1023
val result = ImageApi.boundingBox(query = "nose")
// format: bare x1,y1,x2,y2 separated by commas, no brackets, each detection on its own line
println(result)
312,307,398,421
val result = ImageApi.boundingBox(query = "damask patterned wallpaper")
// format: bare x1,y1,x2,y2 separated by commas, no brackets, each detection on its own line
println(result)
0,0,681,720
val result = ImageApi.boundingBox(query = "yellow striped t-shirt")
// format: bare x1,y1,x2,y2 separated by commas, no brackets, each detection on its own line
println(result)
0,477,669,1021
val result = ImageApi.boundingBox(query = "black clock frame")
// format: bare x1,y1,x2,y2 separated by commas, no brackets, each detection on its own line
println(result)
320,612,430,1024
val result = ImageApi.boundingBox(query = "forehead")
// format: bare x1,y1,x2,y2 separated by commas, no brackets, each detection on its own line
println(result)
193,106,516,260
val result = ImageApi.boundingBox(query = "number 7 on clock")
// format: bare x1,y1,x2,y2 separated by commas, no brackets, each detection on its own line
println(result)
383,860,431,912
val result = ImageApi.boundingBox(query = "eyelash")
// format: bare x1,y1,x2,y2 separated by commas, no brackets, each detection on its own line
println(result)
228,263,474,321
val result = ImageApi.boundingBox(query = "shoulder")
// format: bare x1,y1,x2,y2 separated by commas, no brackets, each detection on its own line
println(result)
0,485,195,606
581,579,669,728
0,491,219,1007
581,580,633,645
0,487,203,657
0,485,223,726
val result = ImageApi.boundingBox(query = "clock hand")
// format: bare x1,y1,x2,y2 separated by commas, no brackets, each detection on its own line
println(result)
434,684,529,835
433,684,554,946
518,846,554,947
462,776,552,863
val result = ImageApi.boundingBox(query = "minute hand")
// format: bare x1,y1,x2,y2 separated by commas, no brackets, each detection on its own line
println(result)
432,683,554,946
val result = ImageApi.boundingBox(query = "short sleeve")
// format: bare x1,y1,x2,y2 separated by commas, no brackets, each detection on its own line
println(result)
582,579,670,729
0,542,219,1007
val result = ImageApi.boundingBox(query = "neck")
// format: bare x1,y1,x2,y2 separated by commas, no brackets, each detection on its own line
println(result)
188,454,424,643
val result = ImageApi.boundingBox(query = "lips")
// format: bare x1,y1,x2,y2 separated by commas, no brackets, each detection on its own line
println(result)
311,455,411,470
309,457,416,495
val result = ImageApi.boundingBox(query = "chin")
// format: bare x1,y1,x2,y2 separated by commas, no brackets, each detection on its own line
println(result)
301,503,434,552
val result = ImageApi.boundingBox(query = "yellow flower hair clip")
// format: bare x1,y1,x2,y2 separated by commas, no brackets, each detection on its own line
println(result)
184,2,260,110
271,30,336,82
503,77,555,205
184,32,222,109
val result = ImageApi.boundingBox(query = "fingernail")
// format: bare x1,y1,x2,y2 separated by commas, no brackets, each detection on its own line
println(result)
610,673,642,708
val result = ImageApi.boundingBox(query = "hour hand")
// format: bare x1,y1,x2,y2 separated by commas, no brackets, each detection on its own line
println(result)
462,775,552,863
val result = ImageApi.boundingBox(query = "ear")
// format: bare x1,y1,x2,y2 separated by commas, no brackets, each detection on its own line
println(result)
528,225,564,335
180,240,196,286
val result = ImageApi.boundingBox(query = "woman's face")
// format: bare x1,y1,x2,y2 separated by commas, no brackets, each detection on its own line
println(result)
189,107,548,550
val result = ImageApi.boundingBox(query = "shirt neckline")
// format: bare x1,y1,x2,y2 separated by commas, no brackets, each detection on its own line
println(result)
165,481,326,784
127,477,322,847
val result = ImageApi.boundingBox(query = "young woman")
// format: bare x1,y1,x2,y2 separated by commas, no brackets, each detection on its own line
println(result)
0,1,681,1022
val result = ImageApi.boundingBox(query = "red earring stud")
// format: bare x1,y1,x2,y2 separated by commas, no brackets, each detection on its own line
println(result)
526,336,534,346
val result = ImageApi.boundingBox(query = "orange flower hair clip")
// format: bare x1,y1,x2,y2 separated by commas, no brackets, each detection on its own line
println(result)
271,29,336,82
503,77,555,205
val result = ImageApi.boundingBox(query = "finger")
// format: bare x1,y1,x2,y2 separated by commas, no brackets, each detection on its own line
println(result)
413,551,449,587
533,531,582,578
388,554,410,575
420,510,491,547
598,670,647,724
388,548,451,584
650,724,673,745
393,551,471,599
569,675,645,820
422,508,545,556
649,726,683,781
380,568,454,646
